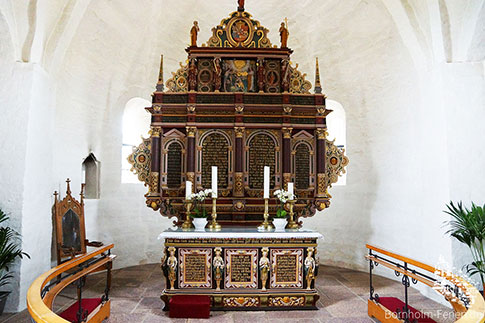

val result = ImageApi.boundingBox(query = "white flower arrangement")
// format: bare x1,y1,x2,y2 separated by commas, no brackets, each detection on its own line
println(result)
273,189,295,204
189,189,214,202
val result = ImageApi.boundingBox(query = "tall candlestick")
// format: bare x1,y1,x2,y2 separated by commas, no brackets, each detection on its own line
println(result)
211,166,218,198
263,166,270,198
288,182,294,198
185,180,192,200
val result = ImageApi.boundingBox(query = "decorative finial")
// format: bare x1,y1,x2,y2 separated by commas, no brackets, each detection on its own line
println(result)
238,0,245,11
314,57,322,94
156,55,164,92
80,183,85,204
66,178,71,195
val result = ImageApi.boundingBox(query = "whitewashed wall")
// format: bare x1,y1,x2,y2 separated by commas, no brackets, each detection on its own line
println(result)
0,0,483,312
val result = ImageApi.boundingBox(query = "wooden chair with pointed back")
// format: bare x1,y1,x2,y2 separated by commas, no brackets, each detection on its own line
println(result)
54,179,103,265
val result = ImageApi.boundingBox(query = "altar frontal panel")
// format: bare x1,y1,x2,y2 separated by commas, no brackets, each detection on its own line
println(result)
270,248,303,288
225,248,258,289
179,248,212,288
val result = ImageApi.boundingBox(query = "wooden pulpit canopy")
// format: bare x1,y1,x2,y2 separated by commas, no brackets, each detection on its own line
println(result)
53,179,102,264
128,1,348,226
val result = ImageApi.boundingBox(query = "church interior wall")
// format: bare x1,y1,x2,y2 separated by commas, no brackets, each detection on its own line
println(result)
0,0,483,312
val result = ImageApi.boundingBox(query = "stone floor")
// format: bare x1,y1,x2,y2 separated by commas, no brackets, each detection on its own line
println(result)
0,264,455,323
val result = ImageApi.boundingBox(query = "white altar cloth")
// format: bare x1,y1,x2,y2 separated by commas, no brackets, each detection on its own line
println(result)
158,226,323,240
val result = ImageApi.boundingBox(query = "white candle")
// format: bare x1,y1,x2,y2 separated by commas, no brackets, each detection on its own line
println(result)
263,166,270,199
185,180,192,200
288,182,294,199
211,166,218,198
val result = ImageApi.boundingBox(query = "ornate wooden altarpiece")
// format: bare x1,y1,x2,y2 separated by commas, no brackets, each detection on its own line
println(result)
128,0,348,311
128,2,348,227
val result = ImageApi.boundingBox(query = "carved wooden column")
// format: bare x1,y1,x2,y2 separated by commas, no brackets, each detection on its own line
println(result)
315,127,327,197
257,58,265,93
234,127,245,197
186,126,197,192
188,58,197,92
282,127,292,190
149,126,162,196
281,58,290,93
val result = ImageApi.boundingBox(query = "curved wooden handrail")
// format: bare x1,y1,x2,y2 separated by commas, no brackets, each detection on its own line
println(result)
27,244,114,323
366,244,485,323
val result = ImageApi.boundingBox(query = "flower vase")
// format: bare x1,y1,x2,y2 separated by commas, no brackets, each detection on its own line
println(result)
193,218,208,231
273,218,288,232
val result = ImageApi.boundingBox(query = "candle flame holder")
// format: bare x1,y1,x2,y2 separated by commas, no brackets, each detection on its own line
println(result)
208,197,221,231
286,199,300,229
258,198,274,231
181,200,194,230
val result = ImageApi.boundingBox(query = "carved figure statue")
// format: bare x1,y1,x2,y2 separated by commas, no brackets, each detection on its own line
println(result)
238,0,245,11
259,247,270,291
213,247,224,291
190,21,200,47
161,248,168,278
279,22,289,48
213,57,222,92
304,247,316,290
167,247,177,290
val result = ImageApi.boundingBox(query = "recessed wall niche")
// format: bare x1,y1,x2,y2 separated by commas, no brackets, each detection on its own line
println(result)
82,153,100,199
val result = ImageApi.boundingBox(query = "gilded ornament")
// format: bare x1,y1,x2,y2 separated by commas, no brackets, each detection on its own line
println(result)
234,127,245,138
282,127,293,139
235,105,244,113
289,63,312,94
165,62,188,92
150,127,162,138
315,128,327,140
187,105,196,113
127,136,151,186
283,106,292,114
316,106,326,115
186,127,197,137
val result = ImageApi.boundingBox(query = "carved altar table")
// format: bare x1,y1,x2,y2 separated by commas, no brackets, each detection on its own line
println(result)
159,227,322,310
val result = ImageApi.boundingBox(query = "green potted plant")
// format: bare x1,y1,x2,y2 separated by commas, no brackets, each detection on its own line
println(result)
273,189,293,231
189,189,213,231
0,208,30,314
443,201,485,297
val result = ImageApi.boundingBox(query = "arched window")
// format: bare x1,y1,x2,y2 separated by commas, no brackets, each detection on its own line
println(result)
122,97,151,183
83,153,100,199
326,99,346,185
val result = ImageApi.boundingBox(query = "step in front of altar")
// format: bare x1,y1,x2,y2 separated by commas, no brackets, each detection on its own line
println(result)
163,290,319,310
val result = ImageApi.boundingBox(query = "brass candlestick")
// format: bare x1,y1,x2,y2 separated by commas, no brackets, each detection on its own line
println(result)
286,199,299,229
258,198,274,231
208,197,221,231
181,199,194,230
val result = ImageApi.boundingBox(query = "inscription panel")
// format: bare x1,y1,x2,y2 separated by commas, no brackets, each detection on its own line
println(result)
225,248,258,289
167,142,182,188
295,144,310,189
179,248,212,288
249,134,275,189
270,248,303,289
201,133,229,189
275,255,297,283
